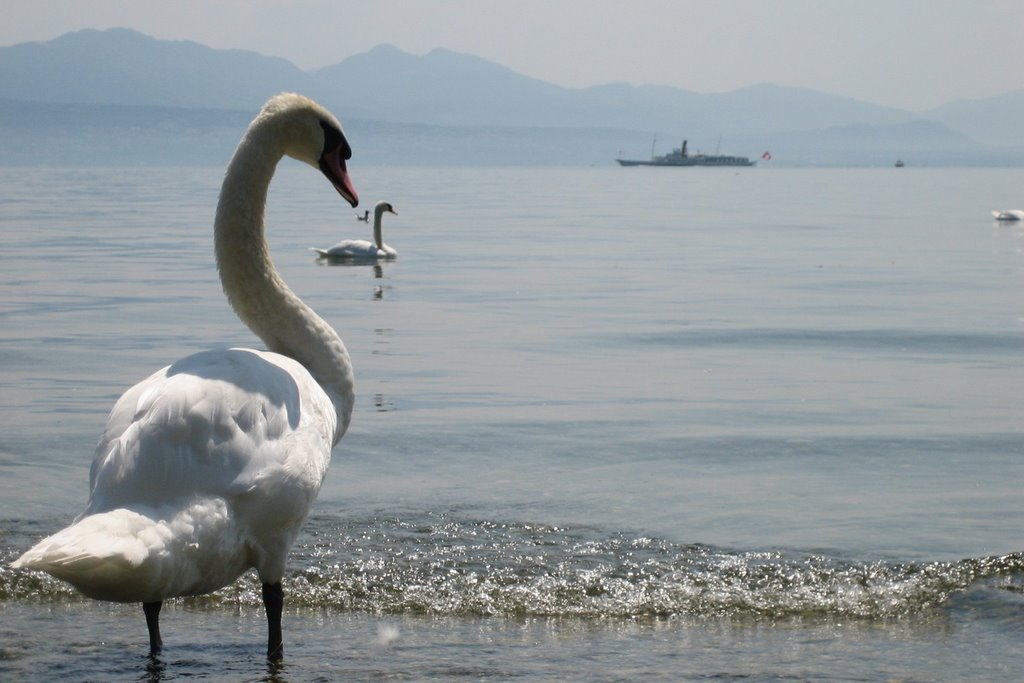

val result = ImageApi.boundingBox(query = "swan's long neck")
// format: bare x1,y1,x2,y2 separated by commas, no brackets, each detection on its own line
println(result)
373,209,385,250
214,122,354,443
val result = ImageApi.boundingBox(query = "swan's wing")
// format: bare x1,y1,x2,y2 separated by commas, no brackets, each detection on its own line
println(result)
320,239,376,258
87,348,336,517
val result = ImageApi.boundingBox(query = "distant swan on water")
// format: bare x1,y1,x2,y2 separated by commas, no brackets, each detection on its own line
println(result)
992,209,1024,221
11,93,360,661
312,200,399,260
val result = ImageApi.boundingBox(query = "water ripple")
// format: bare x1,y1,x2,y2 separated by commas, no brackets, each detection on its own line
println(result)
9,514,1019,620
630,327,1024,356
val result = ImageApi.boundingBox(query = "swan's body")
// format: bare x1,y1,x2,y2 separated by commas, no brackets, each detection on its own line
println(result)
313,201,398,260
992,209,1024,221
12,93,359,660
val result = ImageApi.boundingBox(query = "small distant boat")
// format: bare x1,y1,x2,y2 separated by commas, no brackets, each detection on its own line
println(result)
617,139,755,167
894,159,905,168
992,209,1024,221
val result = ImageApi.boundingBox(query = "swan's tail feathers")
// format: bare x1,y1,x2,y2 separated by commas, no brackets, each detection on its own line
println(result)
12,508,174,601
310,248,329,258
11,500,241,603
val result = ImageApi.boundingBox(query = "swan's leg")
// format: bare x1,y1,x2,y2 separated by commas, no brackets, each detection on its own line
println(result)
143,601,163,654
262,581,284,660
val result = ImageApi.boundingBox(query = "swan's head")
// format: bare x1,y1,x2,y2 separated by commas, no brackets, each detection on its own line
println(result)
260,93,360,208
376,201,398,217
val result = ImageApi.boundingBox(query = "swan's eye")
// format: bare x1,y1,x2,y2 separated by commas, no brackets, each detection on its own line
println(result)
318,120,352,160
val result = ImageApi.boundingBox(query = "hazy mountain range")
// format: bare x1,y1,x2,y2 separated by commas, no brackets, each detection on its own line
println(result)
1,28,1021,166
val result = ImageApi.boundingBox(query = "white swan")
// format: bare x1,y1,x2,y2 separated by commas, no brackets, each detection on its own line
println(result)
992,209,1024,221
313,200,398,260
11,93,359,661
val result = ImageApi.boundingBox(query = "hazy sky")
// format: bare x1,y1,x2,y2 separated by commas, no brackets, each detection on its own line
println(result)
3,0,1022,111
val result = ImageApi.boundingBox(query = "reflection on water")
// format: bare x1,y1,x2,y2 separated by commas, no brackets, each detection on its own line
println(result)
143,654,166,683
373,263,385,300
314,259,391,300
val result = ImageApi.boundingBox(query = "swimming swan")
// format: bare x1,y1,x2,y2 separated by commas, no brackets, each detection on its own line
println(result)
313,200,398,260
992,209,1024,221
11,93,359,661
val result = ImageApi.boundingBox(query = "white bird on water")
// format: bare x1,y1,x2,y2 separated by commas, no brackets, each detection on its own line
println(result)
313,200,399,260
11,93,360,661
992,209,1024,221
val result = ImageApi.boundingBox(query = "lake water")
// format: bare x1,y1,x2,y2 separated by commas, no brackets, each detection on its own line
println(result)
1,162,1023,681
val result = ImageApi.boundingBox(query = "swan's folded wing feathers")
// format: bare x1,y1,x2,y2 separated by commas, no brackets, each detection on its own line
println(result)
87,348,333,514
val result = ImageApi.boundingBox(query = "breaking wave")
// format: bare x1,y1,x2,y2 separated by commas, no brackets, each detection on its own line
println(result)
4,513,1022,620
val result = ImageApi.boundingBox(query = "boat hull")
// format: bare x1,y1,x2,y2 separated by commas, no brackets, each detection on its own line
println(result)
616,158,755,167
